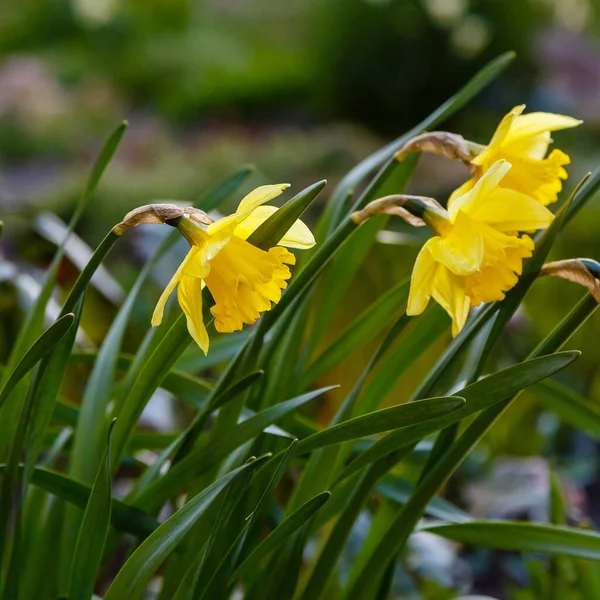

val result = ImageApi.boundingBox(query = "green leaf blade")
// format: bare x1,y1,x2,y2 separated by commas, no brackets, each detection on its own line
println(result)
68,421,115,600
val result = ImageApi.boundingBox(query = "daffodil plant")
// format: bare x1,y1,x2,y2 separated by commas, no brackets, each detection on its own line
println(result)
3,56,600,600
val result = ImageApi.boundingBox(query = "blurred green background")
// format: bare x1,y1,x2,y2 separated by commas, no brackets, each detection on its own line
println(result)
1,0,600,596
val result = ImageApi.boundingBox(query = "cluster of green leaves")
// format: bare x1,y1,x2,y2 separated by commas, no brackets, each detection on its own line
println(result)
2,51,600,600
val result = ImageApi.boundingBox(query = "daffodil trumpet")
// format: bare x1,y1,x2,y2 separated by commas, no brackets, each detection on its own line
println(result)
353,159,555,336
145,184,315,354
396,105,581,206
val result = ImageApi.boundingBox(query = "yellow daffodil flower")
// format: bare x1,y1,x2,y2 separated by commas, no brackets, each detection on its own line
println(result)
152,184,315,353
408,159,554,335
450,105,581,206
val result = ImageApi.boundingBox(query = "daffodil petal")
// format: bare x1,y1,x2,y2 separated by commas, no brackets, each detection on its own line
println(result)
177,274,209,354
237,184,290,213
448,159,511,222
447,176,476,208
507,112,582,141
407,241,437,316
469,188,555,231
430,266,470,337
427,211,484,276
233,206,316,249
206,184,290,237
471,105,525,167
151,246,200,327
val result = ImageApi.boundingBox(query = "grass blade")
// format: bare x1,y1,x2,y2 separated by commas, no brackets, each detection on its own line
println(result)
135,386,335,512
230,491,330,582
534,379,600,439
0,313,75,412
423,521,600,560
341,351,580,482
68,421,115,600
103,456,270,600
296,396,465,454
301,278,410,388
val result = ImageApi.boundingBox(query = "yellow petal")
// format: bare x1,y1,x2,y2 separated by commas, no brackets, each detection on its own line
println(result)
151,246,200,327
471,105,525,167
467,187,555,231
204,235,294,333
427,211,484,276
430,265,470,336
177,274,210,354
503,131,551,161
237,184,291,213
407,242,437,316
207,184,290,237
506,112,582,142
448,159,511,221
447,176,476,208
233,206,316,249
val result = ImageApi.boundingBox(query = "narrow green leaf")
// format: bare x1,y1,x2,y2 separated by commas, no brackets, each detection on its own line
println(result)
535,379,600,440
285,313,411,513
345,299,592,597
230,492,330,581
247,179,326,249
297,452,406,600
26,228,122,495
0,310,79,578
103,456,270,600
176,331,251,373
0,122,127,456
70,351,212,407
0,313,74,412
575,558,600,598
25,466,158,538
377,476,472,524
68,421,115,600
192,458,259,599
408,303,498,402
237,439,299,562
83,121,128,203
341,351,580,482
172,370,264,464
135,387,335,512
308,155,417,350
566,166,600,224
0,463,158,539
297,396,464,454
359,304,449,414
126,376,258,501
423,521,600,561
302,277,410,387
111,314,191,466
70,234,181,486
